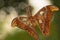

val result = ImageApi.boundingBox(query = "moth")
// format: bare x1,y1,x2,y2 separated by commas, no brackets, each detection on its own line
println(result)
11,5,59,40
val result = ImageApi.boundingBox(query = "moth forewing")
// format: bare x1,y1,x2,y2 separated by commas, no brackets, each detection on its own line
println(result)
48,5,59,12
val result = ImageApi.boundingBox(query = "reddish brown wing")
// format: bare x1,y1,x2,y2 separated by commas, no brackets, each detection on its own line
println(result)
25,25,39,40
42,5,59,36
11,17,39,40
34,5,59,36
34,6,51,36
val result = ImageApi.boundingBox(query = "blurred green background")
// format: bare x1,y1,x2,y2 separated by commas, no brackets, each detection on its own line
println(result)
0,0,60,40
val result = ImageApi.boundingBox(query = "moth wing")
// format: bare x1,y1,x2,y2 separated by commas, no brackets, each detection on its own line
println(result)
25,25,39,40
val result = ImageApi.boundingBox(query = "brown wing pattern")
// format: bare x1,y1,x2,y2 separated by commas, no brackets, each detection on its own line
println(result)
11,5,59,40
11,17,39,40
34,5,59,36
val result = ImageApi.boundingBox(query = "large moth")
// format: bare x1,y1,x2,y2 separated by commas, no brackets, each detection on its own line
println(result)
11,5,59,40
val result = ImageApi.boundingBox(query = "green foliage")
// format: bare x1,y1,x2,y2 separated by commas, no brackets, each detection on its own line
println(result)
5,29,34,40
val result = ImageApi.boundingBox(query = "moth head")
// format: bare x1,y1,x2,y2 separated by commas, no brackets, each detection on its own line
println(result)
48,5,59,12
11,18,17,27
